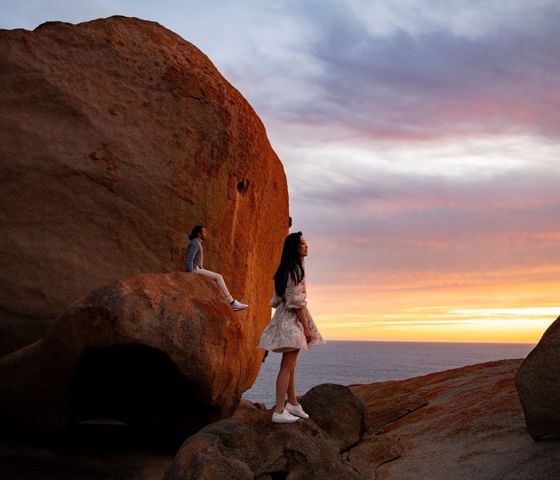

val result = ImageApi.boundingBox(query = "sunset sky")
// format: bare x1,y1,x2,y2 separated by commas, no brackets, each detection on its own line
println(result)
2,1,559,343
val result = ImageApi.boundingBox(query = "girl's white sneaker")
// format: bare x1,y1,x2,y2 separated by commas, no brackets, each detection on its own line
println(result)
285,402,309,419
231,300,249,311
272,409,299,423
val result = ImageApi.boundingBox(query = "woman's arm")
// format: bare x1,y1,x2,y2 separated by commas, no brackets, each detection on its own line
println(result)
285,278,312,342
295,308,312,342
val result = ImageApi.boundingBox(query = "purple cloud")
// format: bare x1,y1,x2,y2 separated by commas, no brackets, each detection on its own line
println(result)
286,1,560,140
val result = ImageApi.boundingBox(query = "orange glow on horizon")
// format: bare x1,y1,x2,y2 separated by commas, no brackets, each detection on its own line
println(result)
306,277,559,344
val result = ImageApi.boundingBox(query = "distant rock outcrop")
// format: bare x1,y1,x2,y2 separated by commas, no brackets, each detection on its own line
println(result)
0,16,288,368
516,315,560,440
165,387,368,480
0,273,247,438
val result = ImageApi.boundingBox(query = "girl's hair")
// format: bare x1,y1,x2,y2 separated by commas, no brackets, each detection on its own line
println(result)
274,231,305,297
188,225,204,240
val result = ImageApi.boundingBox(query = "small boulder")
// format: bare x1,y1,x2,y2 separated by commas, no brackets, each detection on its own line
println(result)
515,314,560,440
0,273,244,439
300,383,366,451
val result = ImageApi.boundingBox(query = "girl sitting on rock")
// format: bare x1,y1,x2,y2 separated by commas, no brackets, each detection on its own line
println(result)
184,225,248,312
258,231,325,423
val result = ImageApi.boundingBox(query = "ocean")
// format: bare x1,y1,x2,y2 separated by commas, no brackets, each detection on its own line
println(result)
244,341,535,406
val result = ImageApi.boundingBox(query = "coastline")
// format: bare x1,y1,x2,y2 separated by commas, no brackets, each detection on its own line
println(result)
245,340,535,405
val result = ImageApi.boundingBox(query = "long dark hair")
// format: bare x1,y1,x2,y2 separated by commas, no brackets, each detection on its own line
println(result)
274,232,305,297
188,225,204,240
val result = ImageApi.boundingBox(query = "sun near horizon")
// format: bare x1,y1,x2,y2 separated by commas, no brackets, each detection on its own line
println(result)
307,276,559,344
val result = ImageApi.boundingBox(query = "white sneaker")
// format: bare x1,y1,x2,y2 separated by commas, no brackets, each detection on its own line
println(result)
285,402,309,419
231,300,249,311
271,409,299,423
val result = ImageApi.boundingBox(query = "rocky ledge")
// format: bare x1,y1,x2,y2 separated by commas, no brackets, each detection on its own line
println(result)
2,359,559,479
350,359,560,480
166,358,560,479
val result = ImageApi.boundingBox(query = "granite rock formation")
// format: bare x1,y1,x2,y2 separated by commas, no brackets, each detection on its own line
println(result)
3,360,560,479
165,389,368,479
0,273,246,438
0,16,288,368
350,360,560,480
515,314,560,440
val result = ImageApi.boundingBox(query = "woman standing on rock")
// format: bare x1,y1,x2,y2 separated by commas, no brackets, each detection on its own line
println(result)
184,225,248,312
259,231,325,423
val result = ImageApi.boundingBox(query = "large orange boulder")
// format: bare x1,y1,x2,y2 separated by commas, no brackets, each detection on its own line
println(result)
515,315,560,440
0,273,247,438
0,15,288,380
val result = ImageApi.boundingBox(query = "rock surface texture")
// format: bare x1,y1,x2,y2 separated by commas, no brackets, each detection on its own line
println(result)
2,360,560,479
350,360,560,480
165,389,367,480
0,16,288,364
0,273,245,438
515,315,560,440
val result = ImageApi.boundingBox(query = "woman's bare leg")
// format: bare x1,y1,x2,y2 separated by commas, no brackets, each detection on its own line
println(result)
275,350,299,413
287,368,298,405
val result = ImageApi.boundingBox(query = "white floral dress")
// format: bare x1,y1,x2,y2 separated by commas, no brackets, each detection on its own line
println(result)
258,276,326,352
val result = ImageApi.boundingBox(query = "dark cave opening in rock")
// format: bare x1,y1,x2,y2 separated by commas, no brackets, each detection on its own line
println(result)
68,344,220,445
